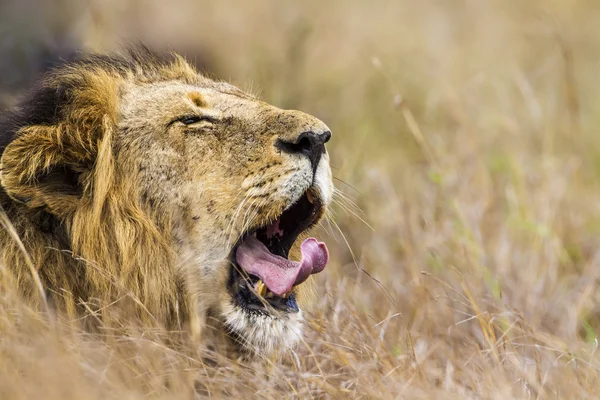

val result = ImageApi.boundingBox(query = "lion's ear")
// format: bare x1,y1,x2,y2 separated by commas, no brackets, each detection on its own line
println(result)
0,123,103,218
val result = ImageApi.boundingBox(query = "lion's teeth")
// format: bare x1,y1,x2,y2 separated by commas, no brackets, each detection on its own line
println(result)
306,191,314,204
256,280,267,297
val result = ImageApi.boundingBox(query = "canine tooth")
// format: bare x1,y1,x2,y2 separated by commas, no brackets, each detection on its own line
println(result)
306,191,314,204
256,280,267,297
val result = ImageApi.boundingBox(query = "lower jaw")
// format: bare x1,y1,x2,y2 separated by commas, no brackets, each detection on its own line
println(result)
224,241,311,351
227,259,301,315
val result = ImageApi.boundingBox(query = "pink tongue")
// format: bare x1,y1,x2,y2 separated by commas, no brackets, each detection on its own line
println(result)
235,236,328,296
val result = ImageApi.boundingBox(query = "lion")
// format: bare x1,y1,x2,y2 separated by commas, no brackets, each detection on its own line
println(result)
0,47,333,354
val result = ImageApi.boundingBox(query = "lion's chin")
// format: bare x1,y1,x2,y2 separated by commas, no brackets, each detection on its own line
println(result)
221,303,304,354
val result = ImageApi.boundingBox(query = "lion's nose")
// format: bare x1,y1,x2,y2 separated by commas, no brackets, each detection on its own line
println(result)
276,130,331,171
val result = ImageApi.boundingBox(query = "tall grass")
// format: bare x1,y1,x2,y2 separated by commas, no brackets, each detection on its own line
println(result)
1,0,600,398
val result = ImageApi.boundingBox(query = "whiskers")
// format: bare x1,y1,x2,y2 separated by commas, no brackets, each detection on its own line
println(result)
323,185,396,305
332,187,374,231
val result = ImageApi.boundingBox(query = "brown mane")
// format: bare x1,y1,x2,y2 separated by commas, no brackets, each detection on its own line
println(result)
0,48,200,328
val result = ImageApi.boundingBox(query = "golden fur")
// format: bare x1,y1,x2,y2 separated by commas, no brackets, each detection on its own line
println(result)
0,47,333,353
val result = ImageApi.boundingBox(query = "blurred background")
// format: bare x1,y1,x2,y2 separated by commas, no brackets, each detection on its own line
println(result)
2,0,600,398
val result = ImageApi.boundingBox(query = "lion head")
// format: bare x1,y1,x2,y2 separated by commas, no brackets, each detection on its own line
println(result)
0,47,333,353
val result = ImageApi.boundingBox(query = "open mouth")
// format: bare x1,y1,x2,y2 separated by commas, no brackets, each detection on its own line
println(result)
228,189,329,315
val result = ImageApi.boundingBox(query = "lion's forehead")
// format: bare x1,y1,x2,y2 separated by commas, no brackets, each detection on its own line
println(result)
120,81,256,116
118,79,323,134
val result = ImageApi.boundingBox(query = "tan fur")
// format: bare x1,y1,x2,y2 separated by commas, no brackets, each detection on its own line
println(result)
0,48,333,352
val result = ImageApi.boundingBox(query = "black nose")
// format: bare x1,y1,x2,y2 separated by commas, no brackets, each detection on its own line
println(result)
276,131,331,171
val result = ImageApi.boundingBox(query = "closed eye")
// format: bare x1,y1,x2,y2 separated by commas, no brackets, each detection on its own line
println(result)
168,114,217,127
180,115,203,125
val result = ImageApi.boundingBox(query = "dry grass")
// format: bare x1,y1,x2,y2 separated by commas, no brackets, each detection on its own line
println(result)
2,0,600,398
